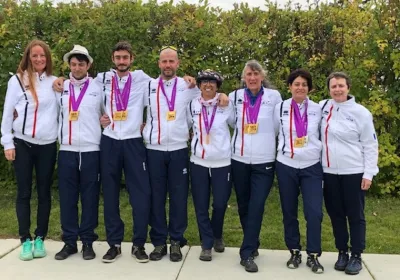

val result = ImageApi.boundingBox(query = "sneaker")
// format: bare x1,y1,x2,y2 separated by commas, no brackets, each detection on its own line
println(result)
82,243,96,260
55,244,78,260
287,249,302,269
170,241,182,262
149,244,167,261
33,237,46,258
306,254,324,274
19,239,33,261
251,249,259,258
240,257,258,273
345,254,362,275
131,245,149,263
334,251,349,271
199,249,212,261
102,245,121,263
213,239,225,253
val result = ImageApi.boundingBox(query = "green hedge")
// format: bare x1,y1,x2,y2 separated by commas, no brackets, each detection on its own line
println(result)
0,0,399,194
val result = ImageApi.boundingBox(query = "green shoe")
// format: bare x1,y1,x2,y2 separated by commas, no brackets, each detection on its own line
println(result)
19,239,33,261
33,237,46,258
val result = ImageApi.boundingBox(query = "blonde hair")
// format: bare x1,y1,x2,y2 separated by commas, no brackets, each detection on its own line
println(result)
16,40,53,104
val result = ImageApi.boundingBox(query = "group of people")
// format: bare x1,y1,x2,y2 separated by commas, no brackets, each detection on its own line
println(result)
0,39,379,276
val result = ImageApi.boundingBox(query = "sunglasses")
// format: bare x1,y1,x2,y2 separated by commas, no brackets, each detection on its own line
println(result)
160,46,178,52
200,80,217,85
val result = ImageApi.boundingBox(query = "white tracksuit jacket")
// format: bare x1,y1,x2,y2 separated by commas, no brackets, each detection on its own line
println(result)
320,96,379,180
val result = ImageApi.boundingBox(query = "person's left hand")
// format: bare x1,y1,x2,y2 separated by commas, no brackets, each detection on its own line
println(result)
183,75,196,89
361,178,372,190
218,93,229,107
100,114,111,128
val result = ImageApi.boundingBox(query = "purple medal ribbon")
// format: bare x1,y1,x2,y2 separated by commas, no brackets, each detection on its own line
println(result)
291,98,308,137
69,80,89,111
113,74,132,111
244,88,263,124
202,105,217,135
158,77,178,111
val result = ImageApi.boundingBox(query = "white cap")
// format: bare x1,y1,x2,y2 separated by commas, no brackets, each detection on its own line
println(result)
63,45,93,63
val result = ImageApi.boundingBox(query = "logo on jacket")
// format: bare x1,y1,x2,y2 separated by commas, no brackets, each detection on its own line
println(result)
283,110,289,116
323,110,329,115
62,90,69,96
308,111,317,116
105,79,111,84
237,98,243,105
345,115,354,122
262,100,271,105
193,110,200,115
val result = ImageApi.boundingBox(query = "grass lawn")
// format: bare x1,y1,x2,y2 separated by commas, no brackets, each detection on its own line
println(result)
0,186,399,254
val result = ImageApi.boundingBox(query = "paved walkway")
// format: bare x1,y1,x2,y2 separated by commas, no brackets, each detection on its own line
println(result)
0,239,398,279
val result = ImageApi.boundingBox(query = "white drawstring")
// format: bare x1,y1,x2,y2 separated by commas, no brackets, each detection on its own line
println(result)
209,168,212,177
79,152,82,171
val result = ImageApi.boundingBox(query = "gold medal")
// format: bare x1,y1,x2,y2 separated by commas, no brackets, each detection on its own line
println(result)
113,111,122,121
245,123,258,134
69,111,79,121
121,110,128,121
166,110,176,121
205,134,210,145
294,136,306,148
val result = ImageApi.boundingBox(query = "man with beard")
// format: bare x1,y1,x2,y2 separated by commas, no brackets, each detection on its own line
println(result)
142,47,229,262
97,41,152,263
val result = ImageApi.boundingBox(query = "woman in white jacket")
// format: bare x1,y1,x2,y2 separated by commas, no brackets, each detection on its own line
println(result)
274,69,324,274
0,40,57,261
187,70,234,262
229,60,282,273
321,72,379,275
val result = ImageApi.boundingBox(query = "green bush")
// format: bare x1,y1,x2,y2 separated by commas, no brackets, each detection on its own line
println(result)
0,0,398,194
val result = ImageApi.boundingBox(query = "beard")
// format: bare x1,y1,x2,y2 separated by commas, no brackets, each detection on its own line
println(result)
116,64,131,72
162,69,176,79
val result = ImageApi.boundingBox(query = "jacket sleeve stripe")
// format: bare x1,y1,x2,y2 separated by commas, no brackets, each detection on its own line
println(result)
148,81,153,145
280,101,286,155
325,105,334,167
15,75,28,136
232,90,238,155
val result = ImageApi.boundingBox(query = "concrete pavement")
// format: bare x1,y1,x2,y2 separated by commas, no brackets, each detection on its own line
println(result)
0,240,398,279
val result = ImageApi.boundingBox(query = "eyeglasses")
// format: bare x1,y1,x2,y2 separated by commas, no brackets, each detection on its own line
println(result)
160,46,178,52
200,80,217,85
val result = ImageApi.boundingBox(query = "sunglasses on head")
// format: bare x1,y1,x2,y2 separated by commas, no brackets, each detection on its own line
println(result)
160,46,178,52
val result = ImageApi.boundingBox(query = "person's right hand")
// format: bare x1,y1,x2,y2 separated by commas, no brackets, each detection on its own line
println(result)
100,114,111,128
4,149,15,161
53,77,65,92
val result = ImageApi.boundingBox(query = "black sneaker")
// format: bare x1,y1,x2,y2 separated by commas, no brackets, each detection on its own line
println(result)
240,257,258,273
170,240,182,262
55,244,78,260
213,239,225,253
287,249,302,269
102,245,121,263
306,254,324,274
149,244,167,261
251,249,259,258
345,254,362,275
199,249,212,261
82,243,96,260
131,245,149,263
334,251,349,271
